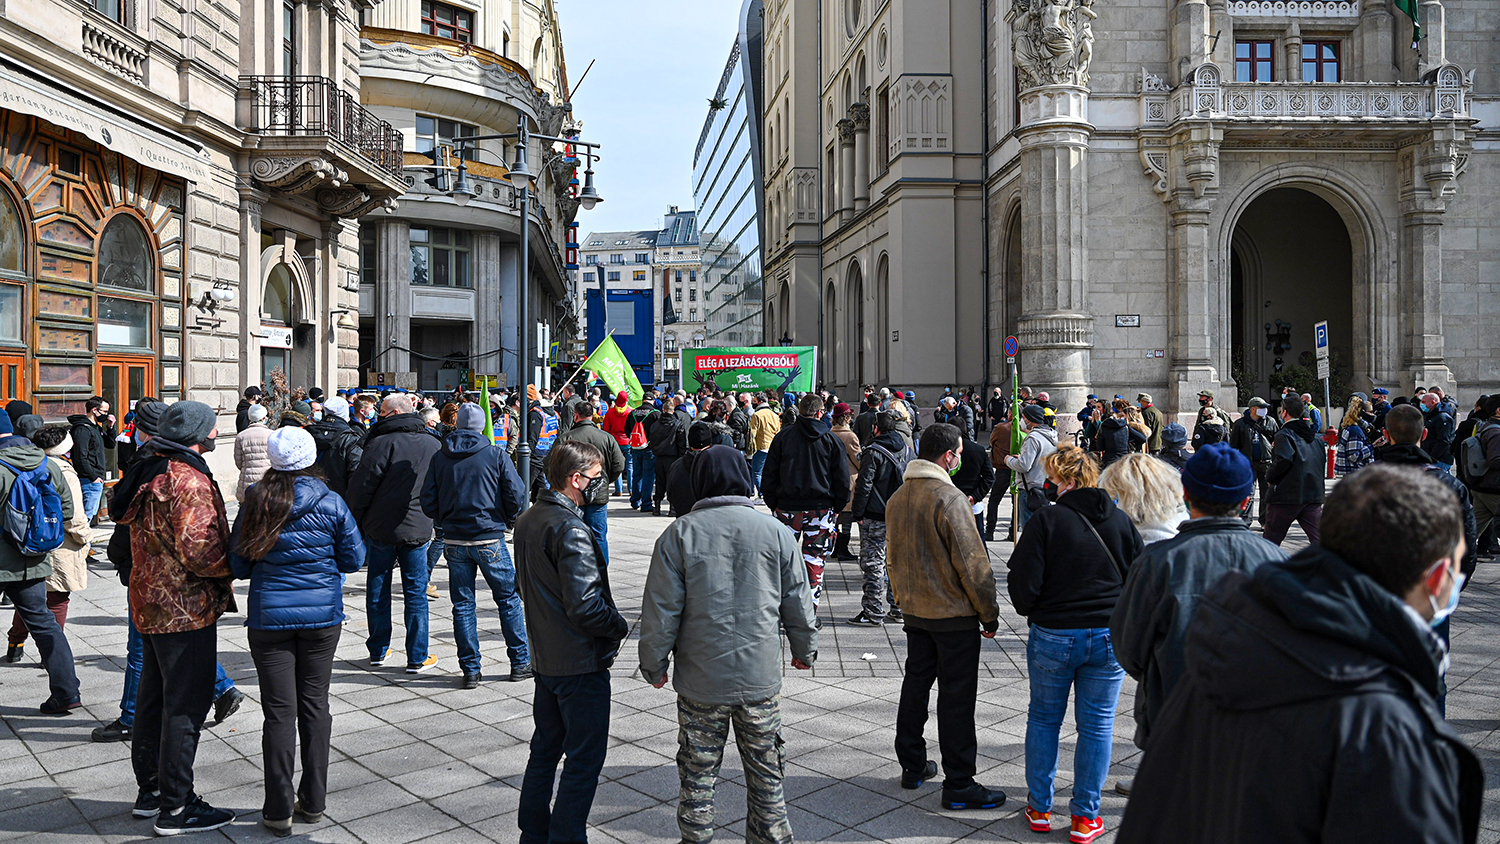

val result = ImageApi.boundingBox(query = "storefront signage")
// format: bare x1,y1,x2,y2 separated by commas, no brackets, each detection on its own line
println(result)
259,326,293,349
0,61,210,182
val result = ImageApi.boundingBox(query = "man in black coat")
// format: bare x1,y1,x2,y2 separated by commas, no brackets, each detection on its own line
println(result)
1227,397,1279,525
512,439,629,844
346,393,443,673
646,398,690,517
852,393,881,445
306,396,364,498
847,412,916,626
68,395,116,522
665,424,717,517
761,394,850,608
234,386,262,434
1422,392,1458,472
1118,463,1482,844
1263,394,1324,546
1109,443,1287,794
950,429,994,537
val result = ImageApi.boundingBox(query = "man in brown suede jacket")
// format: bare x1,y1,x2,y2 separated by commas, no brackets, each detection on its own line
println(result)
884,422,1006,812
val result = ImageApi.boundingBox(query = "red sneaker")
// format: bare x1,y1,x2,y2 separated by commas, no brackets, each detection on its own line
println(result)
1025,807,1051,832
1070,815,1105,843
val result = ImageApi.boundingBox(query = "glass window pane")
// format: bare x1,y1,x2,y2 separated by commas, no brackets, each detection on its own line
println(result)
263,267,292,323
1303,60,1317,81
411,246,430,284
416,116,434,137
454,230,471,248
0,285,20,342
1302,43,1315,60
1257,60,1271,80
433,228,449,245
98,215,152,292
1236,41,1249,59
128,367,145,403
454,252,470,288
0,191,20,272
98,297,151,348
432,249,450,286
409,226,429,243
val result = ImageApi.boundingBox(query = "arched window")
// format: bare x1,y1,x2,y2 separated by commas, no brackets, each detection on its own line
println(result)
823,280,837,383
664,333,677,352
0,188,21,273
692,333,705,348
876,253,889,381
263,265,293,324
97,214,152,292
847,261,864,385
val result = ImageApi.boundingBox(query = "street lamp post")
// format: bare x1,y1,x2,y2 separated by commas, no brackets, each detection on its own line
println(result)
447,113,603,511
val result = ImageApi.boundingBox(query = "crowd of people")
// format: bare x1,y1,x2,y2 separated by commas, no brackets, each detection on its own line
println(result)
0,375,1494,843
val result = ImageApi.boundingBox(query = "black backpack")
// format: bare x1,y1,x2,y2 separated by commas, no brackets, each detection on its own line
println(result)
648,413,684,458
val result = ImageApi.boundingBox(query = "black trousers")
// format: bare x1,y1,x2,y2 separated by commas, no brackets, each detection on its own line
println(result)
1,578,78,704
133,625,217,810
1241,461,1271,523
895,626,981,790
654,455,678,509
248,625,341,820
985,466,1013,536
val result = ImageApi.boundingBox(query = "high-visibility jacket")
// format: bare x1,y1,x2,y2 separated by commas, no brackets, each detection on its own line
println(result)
492,413,511,450
535,411,559,455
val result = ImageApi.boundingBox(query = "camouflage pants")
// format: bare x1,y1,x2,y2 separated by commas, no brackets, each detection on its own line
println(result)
858,519,897,619
677,695,790,844
773,509,835,606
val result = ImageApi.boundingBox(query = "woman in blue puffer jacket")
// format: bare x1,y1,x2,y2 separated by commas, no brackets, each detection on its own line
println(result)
230,426,364,838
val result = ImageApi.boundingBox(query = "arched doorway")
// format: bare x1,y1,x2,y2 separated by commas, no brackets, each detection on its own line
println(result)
846,260,864,387
1229,188,1353,400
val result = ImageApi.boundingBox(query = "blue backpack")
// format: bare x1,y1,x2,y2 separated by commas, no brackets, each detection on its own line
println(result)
0,460,66,557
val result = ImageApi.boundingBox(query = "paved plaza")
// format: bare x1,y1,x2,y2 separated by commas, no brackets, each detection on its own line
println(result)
3,491,1500,844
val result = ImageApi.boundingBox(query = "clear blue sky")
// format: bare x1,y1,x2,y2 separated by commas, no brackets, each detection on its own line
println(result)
557,0,745,236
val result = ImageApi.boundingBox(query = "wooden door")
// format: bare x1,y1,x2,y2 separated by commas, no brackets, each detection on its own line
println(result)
98,356,153,478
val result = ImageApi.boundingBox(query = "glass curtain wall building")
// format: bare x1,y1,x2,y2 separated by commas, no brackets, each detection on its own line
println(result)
693,0,764,346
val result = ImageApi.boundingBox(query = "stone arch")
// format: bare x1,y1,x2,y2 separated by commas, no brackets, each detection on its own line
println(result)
1216,165,1391,396
0,175,28,275
875,252,889,382
259,245,314,326
823,278,837,386
845,257,864,387
856,52,868,101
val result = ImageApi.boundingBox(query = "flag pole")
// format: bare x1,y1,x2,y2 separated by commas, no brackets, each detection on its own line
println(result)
558,328,615,396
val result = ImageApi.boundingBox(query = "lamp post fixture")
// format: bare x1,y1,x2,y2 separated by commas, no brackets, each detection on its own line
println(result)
446,114,603,512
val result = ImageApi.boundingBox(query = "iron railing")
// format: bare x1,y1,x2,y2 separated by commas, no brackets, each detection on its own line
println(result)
241,75,404,176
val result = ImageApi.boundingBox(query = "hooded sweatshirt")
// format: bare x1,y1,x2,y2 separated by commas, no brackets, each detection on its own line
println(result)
1006,487,1144,629
1006,423,1059,492
0,442,75,582
1117,547,1483,844
420,427,527,542
1267,418,1325,505
638,445,818,704
760,414,850,513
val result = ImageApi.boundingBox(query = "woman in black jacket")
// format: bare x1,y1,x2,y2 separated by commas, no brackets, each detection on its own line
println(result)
1094,398,1146,468
1005,445,1144,843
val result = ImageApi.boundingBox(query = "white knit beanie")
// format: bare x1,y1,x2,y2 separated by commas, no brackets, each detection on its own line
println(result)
322,395,351,421
267,427,317,472
248,404,268,423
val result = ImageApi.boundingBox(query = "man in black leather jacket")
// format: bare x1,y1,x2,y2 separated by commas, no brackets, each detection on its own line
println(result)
513,439,629,844
847,413,916,626
1264,394,1325,546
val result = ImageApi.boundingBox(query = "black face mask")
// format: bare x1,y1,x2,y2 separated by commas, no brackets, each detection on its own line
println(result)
1199,398,1211,406
583,473,606,500
199,435,217,453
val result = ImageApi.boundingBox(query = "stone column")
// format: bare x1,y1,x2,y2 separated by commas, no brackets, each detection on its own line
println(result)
1015,85,1094,427
1284,24,1303,82
374,219,411,374
1358,0,1396,81
1165,122,1225,415
837,118,856,224
236,185,267,391
1395,127,1461,393
316,219,343,393
851,103,871,212
498,242,520,386
473,232,504,379
1172,0,1211,84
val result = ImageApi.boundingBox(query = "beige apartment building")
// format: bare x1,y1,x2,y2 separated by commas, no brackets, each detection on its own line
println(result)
0,0,404,426
357,0,581,391
767,0,1498,425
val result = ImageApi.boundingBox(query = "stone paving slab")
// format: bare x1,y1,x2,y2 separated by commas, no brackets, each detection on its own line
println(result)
2,490,1499,844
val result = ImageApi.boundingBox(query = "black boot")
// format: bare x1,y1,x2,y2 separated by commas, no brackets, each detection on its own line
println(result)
832,530,857,562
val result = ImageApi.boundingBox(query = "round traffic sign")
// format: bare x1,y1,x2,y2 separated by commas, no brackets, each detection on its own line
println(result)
1004,336,1019,357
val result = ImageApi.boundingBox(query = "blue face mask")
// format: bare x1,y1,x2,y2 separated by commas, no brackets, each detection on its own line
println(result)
1428,569,1464,628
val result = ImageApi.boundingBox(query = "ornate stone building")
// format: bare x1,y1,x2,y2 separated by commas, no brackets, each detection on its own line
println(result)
768,0,1496,424
357,0,581,391
0,0,402,434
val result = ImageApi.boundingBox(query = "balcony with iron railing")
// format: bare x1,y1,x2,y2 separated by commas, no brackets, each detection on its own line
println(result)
239,75,407,216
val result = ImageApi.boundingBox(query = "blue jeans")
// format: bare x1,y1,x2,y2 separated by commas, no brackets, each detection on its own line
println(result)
80,480,104,521
121,593,234,727
614,451,631,495
751,451,769,494
582,503,608,566
1024,625,1125,820
365,538,431,666
630,450,656,510
518,670,612,844
445,542,529,675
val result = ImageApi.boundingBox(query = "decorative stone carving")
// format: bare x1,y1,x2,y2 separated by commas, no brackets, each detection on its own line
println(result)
849,102,870,130
1017,313,1094,349
837,118,856,145
891,76,953,155
1007,0,1096,90
1138,143,1169,201
1138,67,1169,93
1228,0,1359,16
250,157,348,195
791,168,819,222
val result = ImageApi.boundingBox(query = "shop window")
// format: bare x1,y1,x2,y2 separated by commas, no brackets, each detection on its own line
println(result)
98,215,153,293
1302,41,1340,82
421,0,473,43
1235,40,1274,82
97,297,152,349
0,190,20,273
0,284,21,344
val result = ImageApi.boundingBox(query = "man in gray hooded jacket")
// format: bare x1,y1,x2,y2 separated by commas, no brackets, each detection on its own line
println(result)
639,444,818,844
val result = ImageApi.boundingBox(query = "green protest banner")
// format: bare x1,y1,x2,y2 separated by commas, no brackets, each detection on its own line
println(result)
581,335,644,406
682,347,819,394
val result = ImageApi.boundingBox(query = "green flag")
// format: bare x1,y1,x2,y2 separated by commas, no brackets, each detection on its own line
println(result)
581,335,643,407
479,375,495,444
1394,0,1420,45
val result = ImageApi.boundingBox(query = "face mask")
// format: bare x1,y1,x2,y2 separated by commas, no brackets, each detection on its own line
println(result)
1255,408,1267,418
199,436,217,453
1428,569,1464,628
312,410,324,422
946,455,961,477
1199,398,1211,407
583,473,607,500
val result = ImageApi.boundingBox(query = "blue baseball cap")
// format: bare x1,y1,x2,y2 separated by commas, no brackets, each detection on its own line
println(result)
1372,388,1389,395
